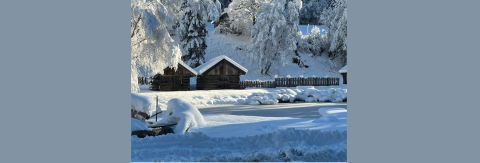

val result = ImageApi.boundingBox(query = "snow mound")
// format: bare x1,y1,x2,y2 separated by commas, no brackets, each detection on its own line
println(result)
131,93,156,116
249,92,278,105
131,118,151,132
131,129,347,162
316,107,347,122
151,98,205,134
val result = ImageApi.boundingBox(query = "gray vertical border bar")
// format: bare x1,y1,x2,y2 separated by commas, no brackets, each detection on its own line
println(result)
0,0,130,162
349,0,480,162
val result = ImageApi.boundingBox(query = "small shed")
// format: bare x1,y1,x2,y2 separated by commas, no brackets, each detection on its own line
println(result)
150,61,197,91
339,65,347,84
195,55,248,90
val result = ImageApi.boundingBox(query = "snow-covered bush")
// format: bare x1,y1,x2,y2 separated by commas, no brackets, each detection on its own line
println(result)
249,92,279,105
151,98,205,134
247,87,346,105
132,118,151,132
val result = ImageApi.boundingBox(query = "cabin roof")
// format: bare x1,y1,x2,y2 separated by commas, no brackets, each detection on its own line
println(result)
194,55,248,75
178,60,198,75
339,65,347,73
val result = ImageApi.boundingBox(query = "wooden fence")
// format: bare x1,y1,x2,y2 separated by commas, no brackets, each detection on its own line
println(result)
138,77,151,85
141,76,340,89
240,77,339,89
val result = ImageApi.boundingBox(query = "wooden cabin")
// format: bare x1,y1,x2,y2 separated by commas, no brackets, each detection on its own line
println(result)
195,55,248,90
339,65,347,84
150,61,197,91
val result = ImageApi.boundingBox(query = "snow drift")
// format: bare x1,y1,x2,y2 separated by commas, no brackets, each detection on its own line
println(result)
131,128,347,162
245,87,347,105
150,98,205,134
315,107,347,122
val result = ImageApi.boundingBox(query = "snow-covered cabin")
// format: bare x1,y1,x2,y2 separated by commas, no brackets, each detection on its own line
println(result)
150,61,197,91
194,55,248,90
339,65,347,84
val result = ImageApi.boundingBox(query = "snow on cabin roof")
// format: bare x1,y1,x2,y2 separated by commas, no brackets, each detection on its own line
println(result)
178,60,198,75
339,65,347,73
194,55,248,75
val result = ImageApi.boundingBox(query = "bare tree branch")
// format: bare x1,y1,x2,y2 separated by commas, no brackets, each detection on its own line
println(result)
131,13,143,38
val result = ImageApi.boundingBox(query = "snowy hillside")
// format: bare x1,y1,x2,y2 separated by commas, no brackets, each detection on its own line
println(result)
170,23,340,81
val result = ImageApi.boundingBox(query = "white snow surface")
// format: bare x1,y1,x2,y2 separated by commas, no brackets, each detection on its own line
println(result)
339,65,347,73
178,60,198,75
194,55,248,75
131,118,150,132
189,113,347,138
150,98,205,134
315,107,348,122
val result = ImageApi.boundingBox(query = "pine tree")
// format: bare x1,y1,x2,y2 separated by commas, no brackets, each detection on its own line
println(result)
177,0,208,68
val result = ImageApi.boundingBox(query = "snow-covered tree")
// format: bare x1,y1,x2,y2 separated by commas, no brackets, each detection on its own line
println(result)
159,0,183,34
283,0,303,60
320,0,346,65
218,0,232,11
225,0,267,36
301,25,328,55
248,0,287,75
131,0,183,93
248,0,304,74
177,0,221,68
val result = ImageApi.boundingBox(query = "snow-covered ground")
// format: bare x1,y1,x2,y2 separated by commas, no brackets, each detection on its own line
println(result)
133,88,347,162
133,107,347,162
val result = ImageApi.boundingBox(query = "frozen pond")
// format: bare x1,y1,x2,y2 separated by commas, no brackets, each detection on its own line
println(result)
197,102,347,119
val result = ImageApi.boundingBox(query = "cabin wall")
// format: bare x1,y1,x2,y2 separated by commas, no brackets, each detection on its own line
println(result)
342,73,347,84
150,64,194,91
163,65,193,76
206,62,240,76
197,75,240,90
196,60,245,90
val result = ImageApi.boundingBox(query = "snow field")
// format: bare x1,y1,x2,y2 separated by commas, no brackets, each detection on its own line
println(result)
150,98,205,134
189,112,347,138
131,128,347,162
